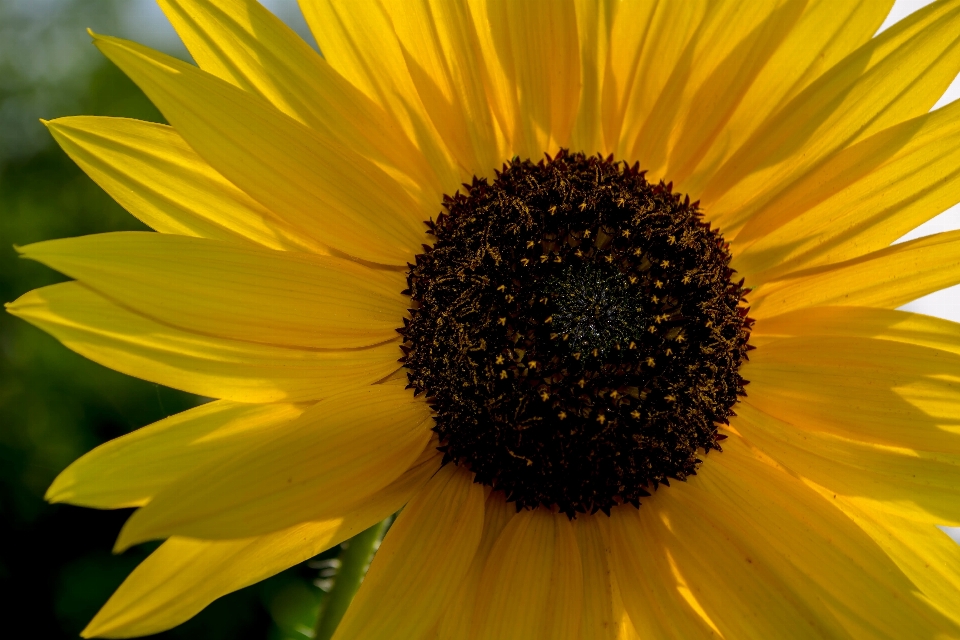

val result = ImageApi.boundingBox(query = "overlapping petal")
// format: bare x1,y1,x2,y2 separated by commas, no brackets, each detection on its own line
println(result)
6,282,400,403
45,116,320,251
46,400,304,509
610,436,958,638
114,385,433,548
93,32,428,264
473,508,583,640
82,446,442,639
19,232,407,349
743,335,960,454
331,464,485,640
706,0,960,232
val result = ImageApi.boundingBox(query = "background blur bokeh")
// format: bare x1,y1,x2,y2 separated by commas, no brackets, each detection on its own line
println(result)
2,1,960,638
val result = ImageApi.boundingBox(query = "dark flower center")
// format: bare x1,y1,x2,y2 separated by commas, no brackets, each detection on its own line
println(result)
400,150,752,517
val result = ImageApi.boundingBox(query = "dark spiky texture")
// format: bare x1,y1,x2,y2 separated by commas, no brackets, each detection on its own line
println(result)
400,150,752,517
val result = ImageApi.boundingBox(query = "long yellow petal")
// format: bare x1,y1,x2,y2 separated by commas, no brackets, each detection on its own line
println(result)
734,402,960,527
622,436,958,638
332,464,485,640
632,0,807,187
569,0,616,155
574,514,618,640
469,0,581,160
706,0,960,233
6,282,400,403
82,447,441,639
744,335,960,454
157,0,444,215
45,116,320,252
114,385,433,548
749,230,960,318
817,497,960,630
93,33,426,265
436,490,514,638
382,0,503,177
605,1,706,164
46,400,304,509
20,232,407,350
733,99,960,282
681,0,893,196
752,305,960,357
298,0,460,186
604,506,720,639
474,508,583,640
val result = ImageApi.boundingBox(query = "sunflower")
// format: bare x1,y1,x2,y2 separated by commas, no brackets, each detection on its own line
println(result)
9,0,960,637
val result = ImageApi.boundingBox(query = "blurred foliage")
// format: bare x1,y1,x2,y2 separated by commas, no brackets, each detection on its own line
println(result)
0,2,329,637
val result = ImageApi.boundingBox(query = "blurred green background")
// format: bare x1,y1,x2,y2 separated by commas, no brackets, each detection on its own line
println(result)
0,1,332,637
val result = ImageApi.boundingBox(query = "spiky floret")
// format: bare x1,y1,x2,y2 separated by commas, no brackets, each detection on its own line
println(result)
400,150,752,517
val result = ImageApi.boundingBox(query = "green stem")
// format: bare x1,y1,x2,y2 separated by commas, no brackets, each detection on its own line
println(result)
313,520,387,640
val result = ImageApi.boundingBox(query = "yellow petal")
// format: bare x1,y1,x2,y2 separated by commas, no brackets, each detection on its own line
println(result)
618,436,958,638
298,0,460,186
732,99,960,282
569,0,615,155
436,490,514,638
706,0,960,233
46,400,304,509
20,232,406,349
469,0,581,159
82,447,441,639
45,116,320,252
332,464,485,640
733,401,960,527
474,508,583,640
574,514,618,640
114,385,433,548
382,0,503,177
606,1,706,164
744,335,960,454
604,506,719,639
681,0,893,196
749,229,960,318
634,0,807,187
93,32,426,265
753,305,960,357
157,0,444,215
6,282,400,403
817,498,960,630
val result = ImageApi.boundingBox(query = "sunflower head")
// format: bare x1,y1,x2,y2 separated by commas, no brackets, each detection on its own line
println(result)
401,149,752,517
